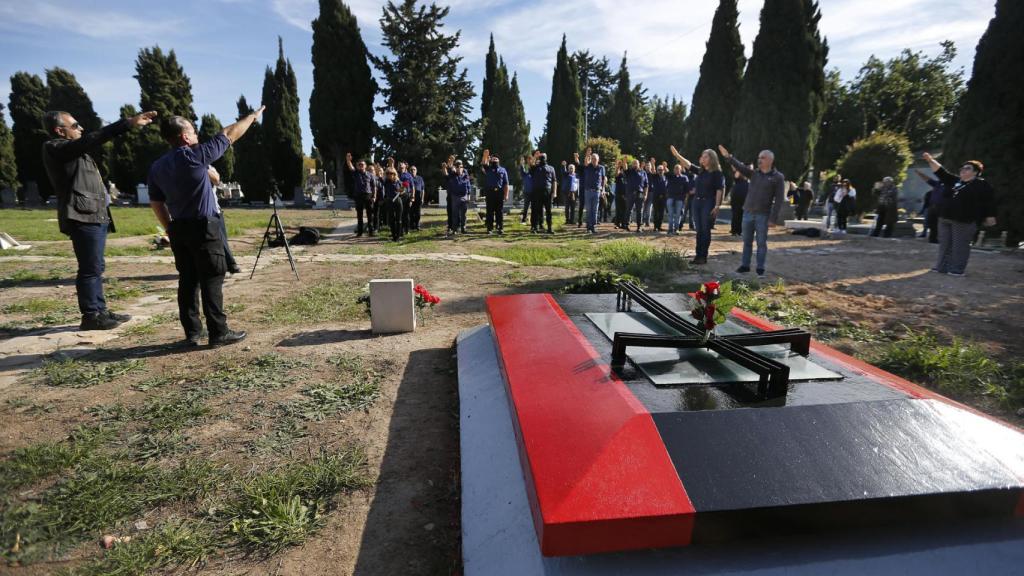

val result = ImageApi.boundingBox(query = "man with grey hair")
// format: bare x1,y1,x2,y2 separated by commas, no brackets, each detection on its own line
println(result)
148,107,264,347
580,150,606,233
718,145,786,275
42,108,157,330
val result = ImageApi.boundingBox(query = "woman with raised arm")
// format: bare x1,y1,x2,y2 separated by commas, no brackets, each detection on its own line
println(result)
670,145,725,265
921,152,996,276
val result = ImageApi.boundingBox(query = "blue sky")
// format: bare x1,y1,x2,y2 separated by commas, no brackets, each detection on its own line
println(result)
0,0,996,152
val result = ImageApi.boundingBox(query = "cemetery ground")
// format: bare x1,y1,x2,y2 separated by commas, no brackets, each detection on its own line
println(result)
1,205,1022,575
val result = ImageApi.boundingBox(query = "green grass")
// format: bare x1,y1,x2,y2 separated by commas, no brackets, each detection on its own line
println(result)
120,312,176,337
136,390,211,432
873,329,1024,407
261,282,365,325
29,358,147,388
223,450,371,555
1,297,78,327
0,426,116,495
203,353,308,393
0,266,70,288
731,280,818,328
66,519,219,576
480,238,689,280
103,278,147,301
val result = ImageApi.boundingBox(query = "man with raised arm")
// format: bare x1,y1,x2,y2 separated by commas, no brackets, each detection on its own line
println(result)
718,144,786,276
480,149,510,235
148,107,264,347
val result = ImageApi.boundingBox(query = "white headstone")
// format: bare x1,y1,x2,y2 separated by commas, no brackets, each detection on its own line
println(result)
370,279,416,334
136,184,150,204
438,187,447,208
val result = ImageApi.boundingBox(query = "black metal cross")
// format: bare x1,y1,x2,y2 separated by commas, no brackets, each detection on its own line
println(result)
612,282,811,399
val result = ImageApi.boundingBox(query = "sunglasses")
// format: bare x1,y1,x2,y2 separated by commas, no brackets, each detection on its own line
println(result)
64,122,82,130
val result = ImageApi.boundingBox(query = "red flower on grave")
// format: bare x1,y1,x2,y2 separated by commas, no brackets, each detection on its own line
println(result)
414,284,440,310
691,281,727,338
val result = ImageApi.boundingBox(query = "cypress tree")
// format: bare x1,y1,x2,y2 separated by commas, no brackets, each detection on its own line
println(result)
373,0,479,191
310,0,377,190
481,61,511,161
233,95,273,202
481,34,498,119
730,0,827,180
942,0,1024,245
643,97,688,162
262,37,304,197
604,54,641,154
8,72,50,200
542,35,584,163
46,67,107,176
134,46,196,120
109,104,142,196
199,114,235,181
0,104,18,192
685,0,745,158
508,73,532,188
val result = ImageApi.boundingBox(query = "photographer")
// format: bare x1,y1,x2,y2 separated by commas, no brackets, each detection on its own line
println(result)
149,107,264,347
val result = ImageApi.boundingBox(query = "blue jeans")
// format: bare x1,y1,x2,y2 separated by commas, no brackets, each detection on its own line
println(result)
584,190,600,230
741,212,770,270
642,195,654,225
692,197,716,259
666,198,683,233
69,221,109,315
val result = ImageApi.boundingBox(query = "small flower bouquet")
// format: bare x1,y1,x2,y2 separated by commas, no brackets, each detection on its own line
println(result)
690,280,737,343
414,284,441,321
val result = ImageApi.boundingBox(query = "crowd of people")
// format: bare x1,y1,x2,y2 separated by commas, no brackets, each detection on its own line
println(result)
39,102,998,344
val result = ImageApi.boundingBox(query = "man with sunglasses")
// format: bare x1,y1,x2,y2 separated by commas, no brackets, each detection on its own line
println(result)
42,108,157,330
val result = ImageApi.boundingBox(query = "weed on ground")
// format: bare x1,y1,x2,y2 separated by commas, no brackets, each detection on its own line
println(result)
28,358,147,389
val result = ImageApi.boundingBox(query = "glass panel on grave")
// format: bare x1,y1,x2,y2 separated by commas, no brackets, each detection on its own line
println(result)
586,311,842,386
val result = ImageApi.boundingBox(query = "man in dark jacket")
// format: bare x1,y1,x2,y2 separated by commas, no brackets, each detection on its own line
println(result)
42,108,157,330
718,145,786,275
529,152,557,234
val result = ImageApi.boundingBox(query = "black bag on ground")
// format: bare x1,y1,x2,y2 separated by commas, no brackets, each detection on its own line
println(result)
791,227,822,237
290,226,321,245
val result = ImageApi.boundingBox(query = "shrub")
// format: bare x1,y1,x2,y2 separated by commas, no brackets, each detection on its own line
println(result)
836,131,912,213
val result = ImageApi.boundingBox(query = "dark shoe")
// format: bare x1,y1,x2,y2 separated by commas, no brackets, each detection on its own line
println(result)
210,330,247,347
228,264,242,274
546,229,554,234
497,229,504,236
184,330,208,347
461,227,467,234
80,312,121,331
689,257,706,265
105,309,132,323
756,268,765,276
947,271,965,277
577,222,583,228
736,266,750,273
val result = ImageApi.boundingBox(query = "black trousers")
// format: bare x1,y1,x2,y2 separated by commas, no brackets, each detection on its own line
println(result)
485,188,505,231
400,194,412,235
871,206,895,237
730,203,744,234
926,208,939,243
614,192,626,227
531,189,552,231
796,201,811,220
387,197,403,241
410,195,423,230
355,195,372,235
521,192,531,223
653,195,666,230
169,216,229,340
565,191,577,224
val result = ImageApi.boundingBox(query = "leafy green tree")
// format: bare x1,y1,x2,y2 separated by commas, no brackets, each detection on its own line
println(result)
685,0,745,159
584,136,621,175
852,42,964,151
542,35,584,164
233,95,273,202
0,104,18,191
836,131,912,213
643,97,687,162
199,114,235,181
813,69,861,173
942,0,1024,245
8,72,50,200
731,0,827,181
310,0,376,190
372,0,479,190
262,37,304,197
604,54,642,154
571,50,614,139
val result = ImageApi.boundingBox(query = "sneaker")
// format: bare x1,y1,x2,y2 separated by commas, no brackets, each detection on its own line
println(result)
736,266,750,273
756,268,765,276
80,312,121,331
184,330,208,347
210,330,247,347
947,271,965,277
105,310,132,323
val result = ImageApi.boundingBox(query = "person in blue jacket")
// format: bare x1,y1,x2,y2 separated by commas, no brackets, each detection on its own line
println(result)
649,164,669,232
665,164,691,235
529,152,558,234
480,149,510,234
442,156,472,235
581,152,607,233
623,159,649,232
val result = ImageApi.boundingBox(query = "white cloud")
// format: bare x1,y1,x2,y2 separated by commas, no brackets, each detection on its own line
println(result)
0,1,182,40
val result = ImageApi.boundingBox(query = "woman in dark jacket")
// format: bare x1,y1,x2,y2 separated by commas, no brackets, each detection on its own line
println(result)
922,152,997,276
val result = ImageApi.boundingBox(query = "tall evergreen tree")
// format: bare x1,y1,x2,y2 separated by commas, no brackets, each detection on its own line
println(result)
942,0,1024,245
372,0,479,189
233,95,273,202
571,50,614,140
199,114,235,181
261,37,304,196
685,0,745,158
730,0,827,180
109,104,142,195
481,34,499,120
46,67,108,176
604,54,642,154
643,97,688,162
0,104,18,191
134,46,195,120
310,0,377,189
542,35,584,163
8,72,50,199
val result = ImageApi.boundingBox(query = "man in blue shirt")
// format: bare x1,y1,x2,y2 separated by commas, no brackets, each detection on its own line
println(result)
581,152,606,233
650,164,669,232
410,166,425,231
480,149,510,234
149,107,264,347
345,152,375,237
529,153,558,234
442,157,472,235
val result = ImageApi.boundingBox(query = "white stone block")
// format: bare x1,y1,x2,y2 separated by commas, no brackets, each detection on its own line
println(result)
370,279,416,334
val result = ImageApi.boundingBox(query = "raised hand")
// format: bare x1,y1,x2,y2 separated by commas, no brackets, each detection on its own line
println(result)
129,110,158,128
922,152,933,162
253,105,266,118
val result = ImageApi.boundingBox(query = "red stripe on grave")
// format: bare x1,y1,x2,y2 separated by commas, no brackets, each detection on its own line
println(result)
487,293,695,557
730,307,1023,434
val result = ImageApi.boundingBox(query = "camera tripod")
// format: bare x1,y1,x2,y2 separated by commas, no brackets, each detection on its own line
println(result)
250,192,299,280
